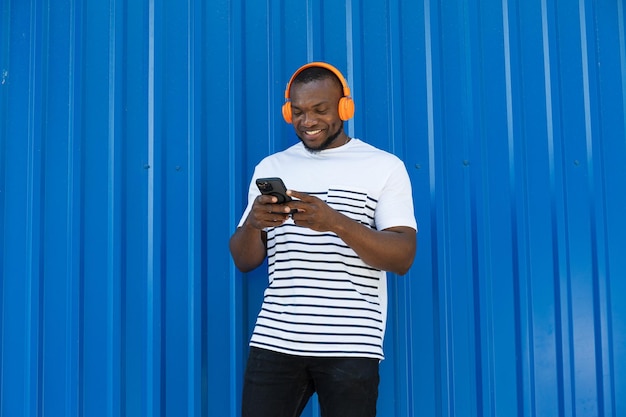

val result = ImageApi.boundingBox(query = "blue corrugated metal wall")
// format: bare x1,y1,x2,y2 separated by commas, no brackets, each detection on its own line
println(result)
1,0,625,416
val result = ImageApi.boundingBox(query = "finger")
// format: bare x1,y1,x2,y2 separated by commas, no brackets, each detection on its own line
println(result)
285,199,307,213
261,201,293,214
287,190,312,201
257,194,278,204
267,213,290,225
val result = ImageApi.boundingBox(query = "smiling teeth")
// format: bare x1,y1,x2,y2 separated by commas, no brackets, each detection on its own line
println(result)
306,130,321,135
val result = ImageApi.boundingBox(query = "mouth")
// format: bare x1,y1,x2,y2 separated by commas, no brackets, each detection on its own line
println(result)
303,129,323,137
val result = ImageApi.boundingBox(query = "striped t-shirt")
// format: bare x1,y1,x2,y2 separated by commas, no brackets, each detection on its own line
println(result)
238,139,417,359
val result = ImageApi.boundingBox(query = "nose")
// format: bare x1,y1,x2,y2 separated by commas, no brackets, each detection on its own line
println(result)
301,112,317,126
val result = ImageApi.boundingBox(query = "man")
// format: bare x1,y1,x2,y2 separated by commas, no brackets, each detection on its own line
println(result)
230,62,417,417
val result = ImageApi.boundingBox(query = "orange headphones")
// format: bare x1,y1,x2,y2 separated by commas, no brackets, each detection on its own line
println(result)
282,62,355,123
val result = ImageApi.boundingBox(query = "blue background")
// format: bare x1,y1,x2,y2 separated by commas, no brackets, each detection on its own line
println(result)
1,0,625,416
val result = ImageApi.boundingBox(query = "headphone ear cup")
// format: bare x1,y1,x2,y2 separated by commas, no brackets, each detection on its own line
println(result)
338,97,355,121
282,102,293,124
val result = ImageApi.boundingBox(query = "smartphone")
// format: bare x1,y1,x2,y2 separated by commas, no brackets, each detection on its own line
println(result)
255,177,292,204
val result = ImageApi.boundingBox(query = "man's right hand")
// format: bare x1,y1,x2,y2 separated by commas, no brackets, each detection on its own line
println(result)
246,194,293,230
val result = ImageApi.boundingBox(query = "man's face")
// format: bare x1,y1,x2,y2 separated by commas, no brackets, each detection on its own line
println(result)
289,77,348,152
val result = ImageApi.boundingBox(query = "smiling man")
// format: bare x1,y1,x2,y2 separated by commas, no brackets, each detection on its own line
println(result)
289,72,347,152
230,62,418,417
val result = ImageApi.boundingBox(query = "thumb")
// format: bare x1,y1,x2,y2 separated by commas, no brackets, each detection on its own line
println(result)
287,190,311,201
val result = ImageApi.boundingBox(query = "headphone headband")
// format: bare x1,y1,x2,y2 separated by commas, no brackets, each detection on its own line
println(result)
284,62,351,100
282,62,354,123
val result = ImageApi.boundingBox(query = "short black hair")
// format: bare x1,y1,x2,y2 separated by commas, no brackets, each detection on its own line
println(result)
292,66,343,94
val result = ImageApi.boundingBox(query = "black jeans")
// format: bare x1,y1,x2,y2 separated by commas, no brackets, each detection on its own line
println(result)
241,347,380,417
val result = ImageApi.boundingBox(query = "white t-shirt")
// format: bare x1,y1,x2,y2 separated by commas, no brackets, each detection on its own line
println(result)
237,139,417,359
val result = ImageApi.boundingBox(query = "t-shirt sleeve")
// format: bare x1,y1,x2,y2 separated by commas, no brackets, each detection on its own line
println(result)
373,160,418,232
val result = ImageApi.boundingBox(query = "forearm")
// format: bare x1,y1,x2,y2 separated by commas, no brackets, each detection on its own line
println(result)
332,214,416,275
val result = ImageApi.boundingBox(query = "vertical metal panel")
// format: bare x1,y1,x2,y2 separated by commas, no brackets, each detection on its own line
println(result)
1,1,625,417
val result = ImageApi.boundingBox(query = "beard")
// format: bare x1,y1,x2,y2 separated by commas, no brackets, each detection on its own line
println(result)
298,124,344,153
